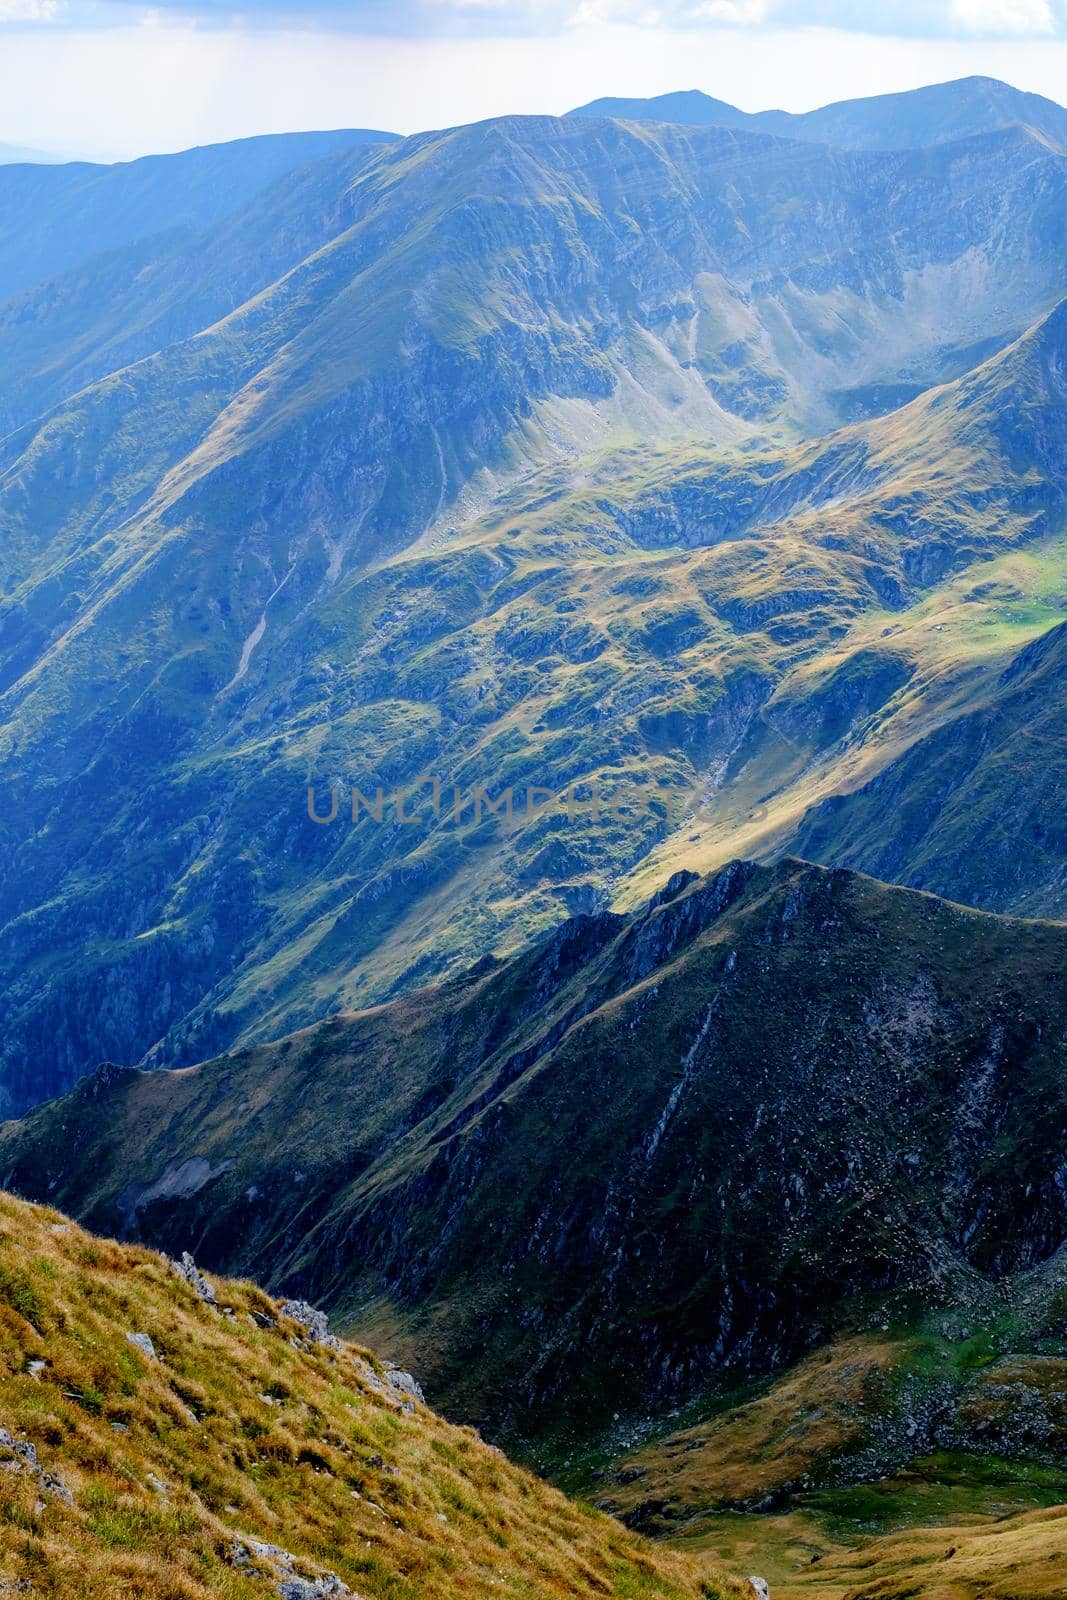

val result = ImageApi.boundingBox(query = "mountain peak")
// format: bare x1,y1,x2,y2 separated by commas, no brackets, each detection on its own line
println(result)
567,88,751,128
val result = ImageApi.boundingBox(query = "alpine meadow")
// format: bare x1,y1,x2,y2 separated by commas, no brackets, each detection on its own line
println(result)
0,25,1065,1600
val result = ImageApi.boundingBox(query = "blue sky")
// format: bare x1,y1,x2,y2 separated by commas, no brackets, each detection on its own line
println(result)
3,0,1067,158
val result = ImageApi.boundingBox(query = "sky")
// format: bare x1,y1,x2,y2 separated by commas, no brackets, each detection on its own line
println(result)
3,0,1067,159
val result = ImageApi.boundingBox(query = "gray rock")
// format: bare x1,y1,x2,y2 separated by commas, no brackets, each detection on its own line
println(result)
172,1251,217,1306
384,1369,424,1404
230,1535,354,1598
277,1580,352,1599
747,1579,771,1600
0,1428,73,1505
0,1430,37,1469
280,1300,340,1349
125,1332,156,1361
40,1471,74,1506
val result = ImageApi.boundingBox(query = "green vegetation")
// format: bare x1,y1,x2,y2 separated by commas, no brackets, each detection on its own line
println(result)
0,89,1066,1597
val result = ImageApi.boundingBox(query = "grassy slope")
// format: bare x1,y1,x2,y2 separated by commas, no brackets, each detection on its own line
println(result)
684,1500,1067,1600
0,1190,735,1600
585,1328,1066,1526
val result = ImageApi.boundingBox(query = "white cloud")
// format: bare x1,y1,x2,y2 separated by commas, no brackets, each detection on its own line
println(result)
951,0,1055,31
693,0,769,20
25,1,1067,40
0,0,59,19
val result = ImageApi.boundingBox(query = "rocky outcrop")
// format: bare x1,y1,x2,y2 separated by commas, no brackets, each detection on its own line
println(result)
171,1250,218,1306
230,1536,354,1599
0,1427,73,1507
280,1301,341,1350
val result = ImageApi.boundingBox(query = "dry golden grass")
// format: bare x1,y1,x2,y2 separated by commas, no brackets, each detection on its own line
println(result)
605,1337,903,1527
0,1192,741,1600
772,1503,1067,1600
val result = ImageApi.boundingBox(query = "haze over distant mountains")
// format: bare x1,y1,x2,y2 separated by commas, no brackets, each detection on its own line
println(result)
0,142,68,166
568,74,1067,151
0,126,399,304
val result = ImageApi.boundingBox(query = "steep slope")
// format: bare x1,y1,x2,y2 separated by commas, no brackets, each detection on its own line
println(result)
0,139,398,435
4,860,1064,1469
2,110,1067,1111
0,1190,732,1600
569,75,1067,153
788,618,1067,914
614,297,1067,910
0,127,398,305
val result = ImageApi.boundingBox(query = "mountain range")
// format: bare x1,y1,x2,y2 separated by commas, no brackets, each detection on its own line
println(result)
0,142,67,166
568,75,1067,152
3,78,1067,1117
3,72,1067,1595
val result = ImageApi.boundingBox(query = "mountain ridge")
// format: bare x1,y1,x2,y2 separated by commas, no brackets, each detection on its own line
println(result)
3,857,1064,1468
2,106,1067,1109
0,124,399,307
568,75,1067,153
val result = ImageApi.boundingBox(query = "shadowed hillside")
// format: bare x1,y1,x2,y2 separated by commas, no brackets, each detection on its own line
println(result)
4,860,1064,1471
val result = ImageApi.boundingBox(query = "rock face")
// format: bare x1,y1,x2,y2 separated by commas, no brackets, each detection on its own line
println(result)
4,859,1065,1457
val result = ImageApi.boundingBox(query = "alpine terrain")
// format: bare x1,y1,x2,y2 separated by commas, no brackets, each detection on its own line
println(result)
0,65,1065,1600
